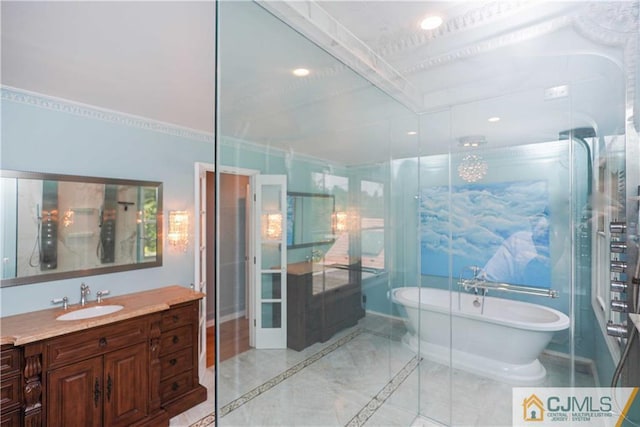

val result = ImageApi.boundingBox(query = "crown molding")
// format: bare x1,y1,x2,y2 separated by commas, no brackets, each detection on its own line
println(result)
256,0,425,112
403,14,573,76
1,86,215,143
375,1,533,59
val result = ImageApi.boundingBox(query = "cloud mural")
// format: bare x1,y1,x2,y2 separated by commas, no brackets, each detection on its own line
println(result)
420,180,551,288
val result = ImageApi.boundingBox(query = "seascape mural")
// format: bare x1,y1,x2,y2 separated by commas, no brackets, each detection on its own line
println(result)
420,180,551,288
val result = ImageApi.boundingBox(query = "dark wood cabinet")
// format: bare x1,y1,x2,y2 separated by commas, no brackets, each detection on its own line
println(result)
47,356,102,427
103,342,148,426
159,300,207,418
287,262,364,351
45,319,152,427
0,345,22,427
0,286,206,427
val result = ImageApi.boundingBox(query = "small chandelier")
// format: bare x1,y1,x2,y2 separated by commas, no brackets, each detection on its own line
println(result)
458,154,488,182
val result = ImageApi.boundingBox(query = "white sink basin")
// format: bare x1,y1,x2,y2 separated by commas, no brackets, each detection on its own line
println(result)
56,305,124,321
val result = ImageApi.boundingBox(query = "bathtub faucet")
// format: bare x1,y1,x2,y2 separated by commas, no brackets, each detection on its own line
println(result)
458,265,560,299
459,265,488,295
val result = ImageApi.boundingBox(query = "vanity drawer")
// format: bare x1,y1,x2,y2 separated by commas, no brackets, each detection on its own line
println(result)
0,347,20,377
160,325,192,356
0,374,21,412
160,347,193,380
46,317,148,368
161,303,196,331
160,370,193,402
0,409,20,427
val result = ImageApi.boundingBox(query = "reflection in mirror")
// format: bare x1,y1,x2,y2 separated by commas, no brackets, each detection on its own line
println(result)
1,170,162,287
286,192,335,248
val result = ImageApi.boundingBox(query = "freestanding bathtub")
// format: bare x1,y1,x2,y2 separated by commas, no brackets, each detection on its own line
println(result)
390,286,570,385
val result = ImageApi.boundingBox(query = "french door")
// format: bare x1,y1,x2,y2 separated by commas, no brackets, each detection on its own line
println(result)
253,174,287,349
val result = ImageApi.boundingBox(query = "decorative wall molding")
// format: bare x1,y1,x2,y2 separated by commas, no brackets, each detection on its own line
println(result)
2,86,342,168
403,15,573,76
1,86,215,144
375,1,533,58
266,1,638,118
258,0,425,112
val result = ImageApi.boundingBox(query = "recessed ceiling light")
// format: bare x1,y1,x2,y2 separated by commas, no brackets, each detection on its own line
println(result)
420,15,443,30
292,68,310,77
407,131,417,135
488,116,501,122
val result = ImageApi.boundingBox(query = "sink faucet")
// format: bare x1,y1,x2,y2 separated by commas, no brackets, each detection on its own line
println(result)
80,282,91,306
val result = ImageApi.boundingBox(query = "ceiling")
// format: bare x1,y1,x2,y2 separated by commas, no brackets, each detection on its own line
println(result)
2,1,636,165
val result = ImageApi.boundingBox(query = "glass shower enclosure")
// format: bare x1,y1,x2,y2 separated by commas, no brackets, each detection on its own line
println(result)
215,1,639,425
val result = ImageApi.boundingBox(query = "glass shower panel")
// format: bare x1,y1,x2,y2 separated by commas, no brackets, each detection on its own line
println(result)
425,12,627,425
216,1,420,425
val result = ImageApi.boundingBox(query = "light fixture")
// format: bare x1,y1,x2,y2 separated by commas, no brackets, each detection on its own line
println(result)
458,135,488,148
292,68,310,77
407,131,417,135
168,210,189,251
62,208,74,228
420,15,443,30
262,213,283,240
488,116,501,123
458,154,488,182
333,211,348,232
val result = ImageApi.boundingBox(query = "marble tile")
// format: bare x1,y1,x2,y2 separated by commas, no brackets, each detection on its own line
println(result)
183,313,597,427
170,367,215,427
411,415,447,427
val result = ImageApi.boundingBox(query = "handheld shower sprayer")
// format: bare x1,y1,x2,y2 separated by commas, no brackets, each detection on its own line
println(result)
28,204,42,268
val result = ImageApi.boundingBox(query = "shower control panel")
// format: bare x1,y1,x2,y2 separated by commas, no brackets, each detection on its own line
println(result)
608,220,629,337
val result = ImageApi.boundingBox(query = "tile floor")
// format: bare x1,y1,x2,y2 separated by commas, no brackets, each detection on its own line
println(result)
170,314,596,427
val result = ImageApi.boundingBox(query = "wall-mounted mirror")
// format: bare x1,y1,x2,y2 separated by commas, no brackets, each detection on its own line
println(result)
1,170,162,287
287,192,335,248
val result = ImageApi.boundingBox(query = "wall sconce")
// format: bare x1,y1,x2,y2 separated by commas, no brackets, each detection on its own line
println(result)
333,211,347,232
62,208,74,228
262,212,283,240
168,210,189,251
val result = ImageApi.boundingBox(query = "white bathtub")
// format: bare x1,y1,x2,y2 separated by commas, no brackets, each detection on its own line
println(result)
390,286,570,385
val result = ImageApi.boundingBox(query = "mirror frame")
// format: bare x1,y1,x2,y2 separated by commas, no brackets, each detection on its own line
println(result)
1,169,163,287
287,191,335,249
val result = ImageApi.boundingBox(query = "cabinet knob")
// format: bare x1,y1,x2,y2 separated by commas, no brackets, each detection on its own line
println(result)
171,382,179,391
172,336,179,344
169,358,177,366
99,337,108,347
172,315,179,322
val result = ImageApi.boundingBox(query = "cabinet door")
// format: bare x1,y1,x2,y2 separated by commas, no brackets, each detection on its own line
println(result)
47,357,102,427
103,342,148,427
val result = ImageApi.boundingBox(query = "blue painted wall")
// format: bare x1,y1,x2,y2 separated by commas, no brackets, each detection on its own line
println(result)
362,142,602,362
1,89,214,316
0,89,349,317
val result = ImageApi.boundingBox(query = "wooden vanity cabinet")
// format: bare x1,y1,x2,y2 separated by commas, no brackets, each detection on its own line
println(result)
0,345,22,427
158,300,207,417
0,287,206,427
42,316,157,427
47,342,148,427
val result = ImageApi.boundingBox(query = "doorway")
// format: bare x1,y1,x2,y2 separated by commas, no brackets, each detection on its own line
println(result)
203,170,255,367
216,172,251,363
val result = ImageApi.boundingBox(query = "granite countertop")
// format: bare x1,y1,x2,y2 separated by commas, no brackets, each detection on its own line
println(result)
0,285,204,346
630,313,640,334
